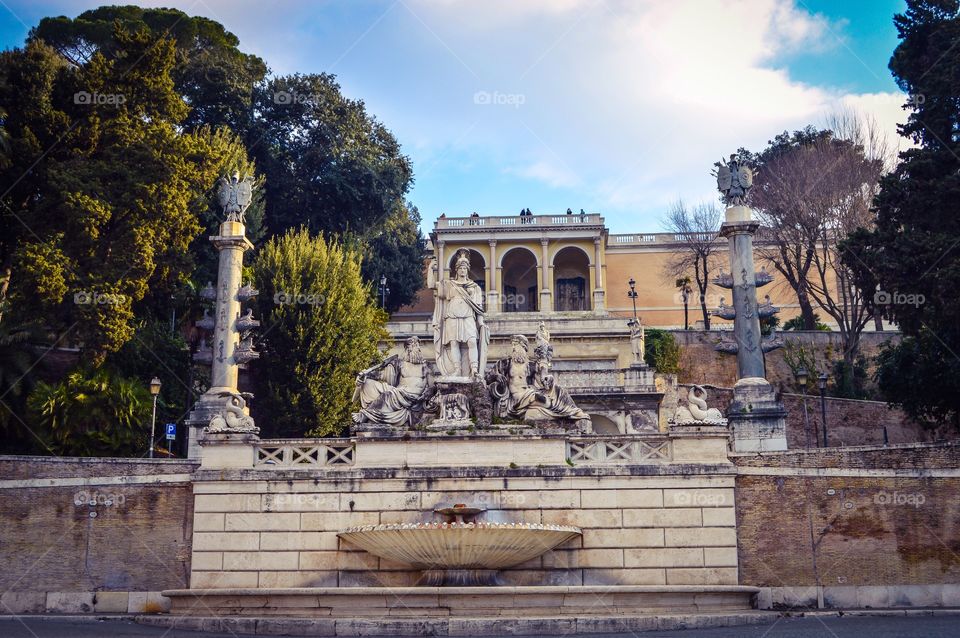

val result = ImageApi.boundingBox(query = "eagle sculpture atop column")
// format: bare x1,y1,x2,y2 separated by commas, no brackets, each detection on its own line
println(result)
217,171,256,223
713,154,754,206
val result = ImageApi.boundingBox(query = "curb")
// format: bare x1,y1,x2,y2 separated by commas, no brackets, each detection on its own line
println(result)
135,612,781,635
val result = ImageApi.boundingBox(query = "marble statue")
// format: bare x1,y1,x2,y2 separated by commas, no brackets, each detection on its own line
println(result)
353,336,432,427
672,385,727,426
488,334,589,424
430,250,489,378
535,321,553,361
207,391,258,433
628,319,645,365
217,171,256,223
713,154,753,206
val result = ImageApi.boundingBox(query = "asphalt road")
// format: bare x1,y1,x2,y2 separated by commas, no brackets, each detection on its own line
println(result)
1,615,959,637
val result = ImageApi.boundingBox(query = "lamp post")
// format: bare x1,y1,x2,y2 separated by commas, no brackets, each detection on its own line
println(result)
681,285,690,330
818,372,828,447
378,275,390,309
627,277,639,322
148,377,161,459
795,367,810,447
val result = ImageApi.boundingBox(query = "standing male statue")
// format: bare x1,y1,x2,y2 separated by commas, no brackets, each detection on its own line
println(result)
430,250,489,378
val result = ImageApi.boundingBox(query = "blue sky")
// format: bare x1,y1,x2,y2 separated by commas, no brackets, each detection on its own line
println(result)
0,0,908,233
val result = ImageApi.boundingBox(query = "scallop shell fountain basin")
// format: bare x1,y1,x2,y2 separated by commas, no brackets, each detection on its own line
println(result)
338,514,582,585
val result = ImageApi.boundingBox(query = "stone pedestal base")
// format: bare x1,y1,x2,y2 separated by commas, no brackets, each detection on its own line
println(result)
185,389,234,459
726,377,787,452
428,377,492,430
624,364,654,389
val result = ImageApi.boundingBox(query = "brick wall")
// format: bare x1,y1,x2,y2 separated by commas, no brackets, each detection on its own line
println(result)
0,456,197,593
684,384,937,448
733,444,960,590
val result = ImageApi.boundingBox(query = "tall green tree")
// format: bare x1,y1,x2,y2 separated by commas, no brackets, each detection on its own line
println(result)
252,229,387,437
843,0,960,427
2,27,246,363
30,5,267,132
359,202,425,313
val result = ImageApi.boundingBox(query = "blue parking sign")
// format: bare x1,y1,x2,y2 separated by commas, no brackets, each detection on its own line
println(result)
165,423,177,440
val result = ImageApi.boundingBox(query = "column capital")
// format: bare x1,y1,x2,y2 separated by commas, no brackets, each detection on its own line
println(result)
436,240,446,248
488,238,497,247
540,238,550,247
594,236,603,245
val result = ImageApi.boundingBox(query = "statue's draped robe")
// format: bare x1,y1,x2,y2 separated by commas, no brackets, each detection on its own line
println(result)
433,278,489,377
493,359,589,422
354,360,424,426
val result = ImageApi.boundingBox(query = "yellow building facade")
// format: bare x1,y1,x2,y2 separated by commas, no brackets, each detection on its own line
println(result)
394,212,807,328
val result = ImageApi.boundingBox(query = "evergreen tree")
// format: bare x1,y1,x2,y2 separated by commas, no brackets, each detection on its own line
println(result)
843,0,960,427
251,229,387,437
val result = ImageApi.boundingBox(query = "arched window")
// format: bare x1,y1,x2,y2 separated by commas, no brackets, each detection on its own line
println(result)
553,246,591,311
500,247,538,312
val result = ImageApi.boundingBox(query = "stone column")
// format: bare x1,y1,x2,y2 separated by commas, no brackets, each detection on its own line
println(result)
185,220,255,458
592,236,606,312
720,205,787,452
719,208,764,380
437,240,446,281
539,238,552,312
487,239,499,313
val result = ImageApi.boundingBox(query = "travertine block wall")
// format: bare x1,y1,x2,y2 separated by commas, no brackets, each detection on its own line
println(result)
189,470,738,588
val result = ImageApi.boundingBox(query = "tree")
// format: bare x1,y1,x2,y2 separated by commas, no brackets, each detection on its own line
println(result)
1,28,259,364
359,202,426,313
842,0,960,427
30,5,268,133
662,201,722,329
248,73,414,239
251,229,387,437
27,368,152,457
644,329,681,374
675,276,692,330
745,114,887,372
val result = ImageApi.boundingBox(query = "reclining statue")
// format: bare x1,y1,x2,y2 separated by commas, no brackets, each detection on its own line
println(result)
488,334,589,424
353,336,432,427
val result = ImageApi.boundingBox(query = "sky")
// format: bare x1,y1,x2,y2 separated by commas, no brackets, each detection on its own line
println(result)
0,0,910,233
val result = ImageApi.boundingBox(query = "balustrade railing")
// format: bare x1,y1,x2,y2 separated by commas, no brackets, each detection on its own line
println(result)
435,214,602,229
254,439,355,468
567,437,671,463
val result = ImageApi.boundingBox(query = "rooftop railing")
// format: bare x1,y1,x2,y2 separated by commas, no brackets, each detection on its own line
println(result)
435,213,603,229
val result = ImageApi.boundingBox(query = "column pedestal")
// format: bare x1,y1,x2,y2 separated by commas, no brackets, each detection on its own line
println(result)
726,377,787,452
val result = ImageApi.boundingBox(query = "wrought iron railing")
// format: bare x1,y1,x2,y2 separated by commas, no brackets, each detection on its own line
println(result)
566,437,671,463
253,439,355,468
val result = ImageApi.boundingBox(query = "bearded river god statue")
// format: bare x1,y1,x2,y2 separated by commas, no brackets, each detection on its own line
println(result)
430,250,490,379
353,336,433,428
487,334,590,427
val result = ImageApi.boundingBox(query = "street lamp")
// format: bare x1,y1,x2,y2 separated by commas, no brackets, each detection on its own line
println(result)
378,275,390,308
818,372,828,447
795,367,810,447
148,377,161,459
627,278,639,321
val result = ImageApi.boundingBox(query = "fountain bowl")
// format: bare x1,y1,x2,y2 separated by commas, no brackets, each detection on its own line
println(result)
338,521,581,584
